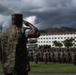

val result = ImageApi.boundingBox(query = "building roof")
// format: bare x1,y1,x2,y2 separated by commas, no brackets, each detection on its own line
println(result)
40,32,76,35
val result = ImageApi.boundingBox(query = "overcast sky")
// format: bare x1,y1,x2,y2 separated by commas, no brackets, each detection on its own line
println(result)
0,0,76,30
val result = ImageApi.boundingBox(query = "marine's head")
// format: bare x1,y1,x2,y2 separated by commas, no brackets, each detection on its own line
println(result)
12,13,23,28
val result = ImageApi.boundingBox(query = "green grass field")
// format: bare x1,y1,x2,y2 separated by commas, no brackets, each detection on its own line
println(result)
0,63,3,73
30,62,76,73
0,62,76,73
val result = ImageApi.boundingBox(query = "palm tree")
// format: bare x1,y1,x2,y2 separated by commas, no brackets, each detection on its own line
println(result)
62,38,75,48
53,40,63,48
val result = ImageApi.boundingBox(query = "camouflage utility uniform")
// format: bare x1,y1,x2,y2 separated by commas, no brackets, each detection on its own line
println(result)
0,25,29,74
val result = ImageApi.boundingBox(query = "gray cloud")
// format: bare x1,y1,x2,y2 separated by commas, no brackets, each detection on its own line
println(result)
0,4,13,15
0,0,76,30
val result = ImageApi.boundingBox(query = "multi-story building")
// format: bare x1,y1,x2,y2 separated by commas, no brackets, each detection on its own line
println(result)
27,38,37,50
37,32,76,48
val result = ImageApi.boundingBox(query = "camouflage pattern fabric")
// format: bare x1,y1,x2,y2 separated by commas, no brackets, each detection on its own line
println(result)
0,25,28,74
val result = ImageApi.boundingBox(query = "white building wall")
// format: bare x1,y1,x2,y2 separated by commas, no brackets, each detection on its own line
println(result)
36,33,76,48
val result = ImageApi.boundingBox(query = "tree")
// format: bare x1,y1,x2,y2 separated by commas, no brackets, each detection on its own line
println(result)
53,41,63,48
43,45,51,49
62,38,75,48
38,45,51,49
38,45,43,49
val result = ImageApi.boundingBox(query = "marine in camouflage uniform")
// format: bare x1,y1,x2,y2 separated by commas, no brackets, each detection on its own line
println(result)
0,13,40,75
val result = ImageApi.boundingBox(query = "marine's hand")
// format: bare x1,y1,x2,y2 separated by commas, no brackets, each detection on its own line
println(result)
23,20,29,26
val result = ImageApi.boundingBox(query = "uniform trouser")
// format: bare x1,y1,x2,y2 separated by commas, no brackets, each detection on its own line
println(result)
4,73,12,75
16,72,28,75
15,45,28,75
4,45,29,75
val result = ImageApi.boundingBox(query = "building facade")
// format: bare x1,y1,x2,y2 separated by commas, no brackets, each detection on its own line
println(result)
37,32,76,48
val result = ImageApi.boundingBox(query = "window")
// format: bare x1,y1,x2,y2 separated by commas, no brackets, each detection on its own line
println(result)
58,37,60,39
52,37,54,39
64,37,66,39
49,38,50,39
68,37,69,39
43,38,45,39
41,41,42,43
49,41,51,43
74,37,76,38
41,38,42,39
61,37,63,39
55,37,56,39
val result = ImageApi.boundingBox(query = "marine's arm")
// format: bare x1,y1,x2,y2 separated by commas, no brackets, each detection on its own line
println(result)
23,20,40,38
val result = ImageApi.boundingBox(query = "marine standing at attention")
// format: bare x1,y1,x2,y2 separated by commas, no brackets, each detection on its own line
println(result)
0,13,40,75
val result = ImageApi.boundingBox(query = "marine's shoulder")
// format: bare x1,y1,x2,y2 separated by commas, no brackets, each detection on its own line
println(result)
0,25,14,37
